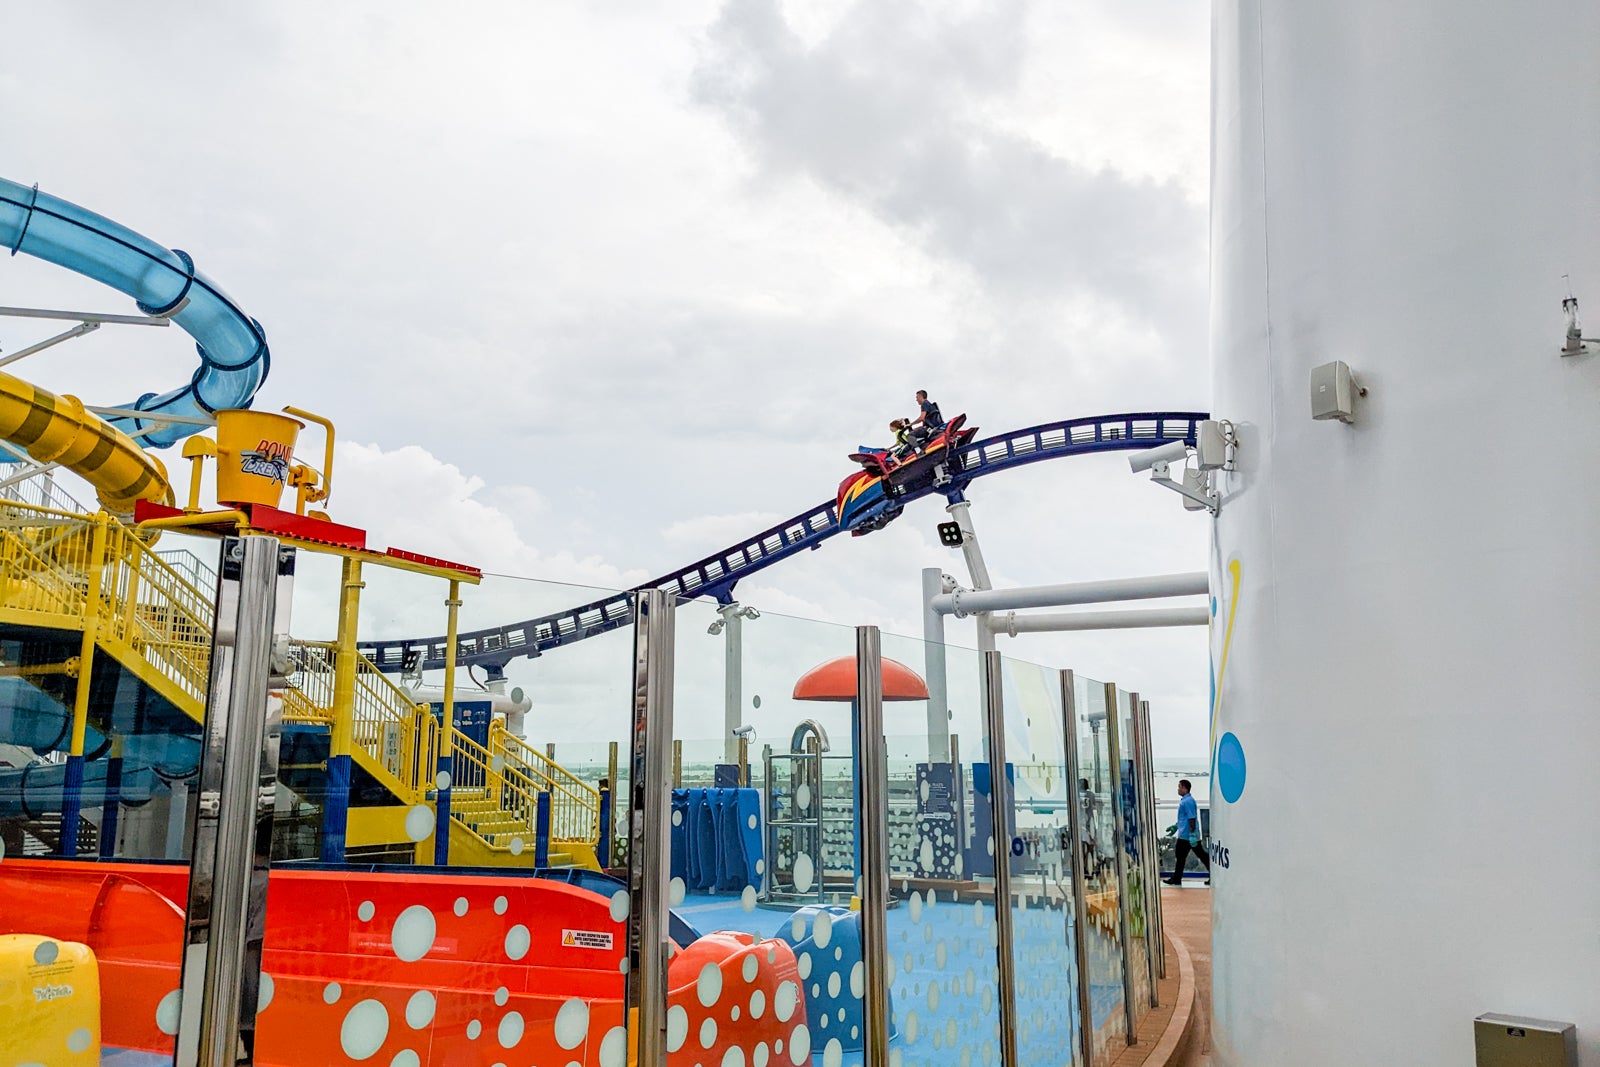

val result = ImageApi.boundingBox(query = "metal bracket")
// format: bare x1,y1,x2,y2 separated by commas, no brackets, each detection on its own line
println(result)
1149,461,1220,514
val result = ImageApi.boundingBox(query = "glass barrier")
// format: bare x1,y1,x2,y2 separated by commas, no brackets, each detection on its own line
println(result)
998,654,1085,1066
878,633,1006,1067
667,600,858,1067
252,565,638,1067
0,509,218,1065
1115,689,1152,1022
1073,673,1126,1063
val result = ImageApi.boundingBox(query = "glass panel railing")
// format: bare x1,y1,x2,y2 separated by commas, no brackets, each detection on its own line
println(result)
879,632,1005,1067
1000,653,1084,1066
0,508,219,1065
1116,689,1152,1023
1073,673,1126,1064
251,567,636,1066
668,600,857,1067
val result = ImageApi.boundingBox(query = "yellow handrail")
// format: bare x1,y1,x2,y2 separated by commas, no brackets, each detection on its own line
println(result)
286,640,436,800
0,500,214,708
493,721,600,844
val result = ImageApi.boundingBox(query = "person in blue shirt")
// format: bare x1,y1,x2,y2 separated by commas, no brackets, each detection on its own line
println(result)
1164,778,1211,886
911,389,946,440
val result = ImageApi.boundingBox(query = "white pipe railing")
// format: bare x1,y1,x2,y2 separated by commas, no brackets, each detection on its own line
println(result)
931,571,1209,617
992,605,1211,635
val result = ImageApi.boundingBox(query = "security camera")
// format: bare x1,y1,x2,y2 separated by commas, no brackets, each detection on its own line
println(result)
1127,440,1190,474
732,724,757,740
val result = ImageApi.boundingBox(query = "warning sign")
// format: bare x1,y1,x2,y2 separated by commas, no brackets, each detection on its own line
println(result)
561,929,614,950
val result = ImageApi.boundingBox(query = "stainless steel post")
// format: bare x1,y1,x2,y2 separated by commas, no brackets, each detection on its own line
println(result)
176,535,293,1067
1104,682,1138,1044
1135,698,1165,984
921,567,950,761
723,604,743,765
855,627,891,1067
981,651,1019,1067
626,589,675,1065
1128,691,1158,1007
1059,670,1095,1067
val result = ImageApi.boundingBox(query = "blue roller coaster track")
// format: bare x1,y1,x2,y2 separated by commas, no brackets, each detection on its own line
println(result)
358,410,1207,674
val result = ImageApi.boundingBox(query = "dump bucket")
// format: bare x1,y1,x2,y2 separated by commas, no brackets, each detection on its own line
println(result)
0,933,101,1064
214,409,302,508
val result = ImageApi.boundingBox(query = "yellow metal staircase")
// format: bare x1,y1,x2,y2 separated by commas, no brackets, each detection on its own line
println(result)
0,499,603,869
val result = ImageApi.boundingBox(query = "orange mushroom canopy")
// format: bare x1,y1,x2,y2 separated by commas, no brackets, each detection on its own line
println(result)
792,655,930,702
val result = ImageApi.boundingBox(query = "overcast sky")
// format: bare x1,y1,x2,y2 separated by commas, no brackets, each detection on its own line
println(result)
0,1,1213,759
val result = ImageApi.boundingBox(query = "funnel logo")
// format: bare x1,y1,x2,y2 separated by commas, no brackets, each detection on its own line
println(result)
240,438,291,485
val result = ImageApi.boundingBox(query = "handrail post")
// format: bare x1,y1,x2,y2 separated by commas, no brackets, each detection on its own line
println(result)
175,535,293,1067
855,627,891,1067
321,556,362,863
62,512,108,857
1106,681,1139,1044
982,650,1020,1067
626,589,674,1065
433,579,461,865
535,791,552,866
1060,670,1097,1067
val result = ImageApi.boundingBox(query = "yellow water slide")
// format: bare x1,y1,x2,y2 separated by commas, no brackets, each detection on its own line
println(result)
0,369,171,512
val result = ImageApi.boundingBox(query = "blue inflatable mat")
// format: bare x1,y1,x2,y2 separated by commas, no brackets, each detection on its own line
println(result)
670,787,763,892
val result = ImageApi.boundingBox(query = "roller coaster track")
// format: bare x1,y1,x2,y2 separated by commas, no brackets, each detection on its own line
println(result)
358,411,1208,674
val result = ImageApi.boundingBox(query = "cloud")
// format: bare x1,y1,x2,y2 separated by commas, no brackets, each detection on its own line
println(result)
0,1,1214,759
692,0,1206,346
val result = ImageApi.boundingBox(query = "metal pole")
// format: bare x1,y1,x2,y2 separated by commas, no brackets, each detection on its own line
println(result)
946,500,995,652
1105,682,1138,1044
723,604,743,765
1059,671,1096,1067
981,651,1019,1067
1139,699,1166,982
176,535,293,1067
921,567,950,761
607,740,619,866
855,627,891,1067
1128,691,1158,1008
993,605,1212,634
434,579,460,865
931,572,1211,616
626,589,674,1066
62,513,107,857
324,557,363,863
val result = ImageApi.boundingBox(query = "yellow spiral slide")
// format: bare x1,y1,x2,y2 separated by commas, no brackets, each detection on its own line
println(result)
0,369,171,512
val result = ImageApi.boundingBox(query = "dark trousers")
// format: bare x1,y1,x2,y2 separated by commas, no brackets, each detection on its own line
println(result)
1172,838,1210,880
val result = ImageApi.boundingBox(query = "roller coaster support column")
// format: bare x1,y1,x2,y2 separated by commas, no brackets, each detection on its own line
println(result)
720,603,743,765
322,557,364,863
434,579,461,866
944,499,995,652
62,512,108,857
921,568,951,762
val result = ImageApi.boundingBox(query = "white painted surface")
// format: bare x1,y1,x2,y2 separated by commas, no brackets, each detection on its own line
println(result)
1209,2,1600,1064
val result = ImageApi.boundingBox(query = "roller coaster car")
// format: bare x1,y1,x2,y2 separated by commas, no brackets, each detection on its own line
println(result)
836,415,977,536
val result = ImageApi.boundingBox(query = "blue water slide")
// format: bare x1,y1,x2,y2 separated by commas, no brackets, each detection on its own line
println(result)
0,177,269,448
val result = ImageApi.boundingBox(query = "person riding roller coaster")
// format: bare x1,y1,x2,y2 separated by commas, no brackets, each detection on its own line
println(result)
837,398,978,536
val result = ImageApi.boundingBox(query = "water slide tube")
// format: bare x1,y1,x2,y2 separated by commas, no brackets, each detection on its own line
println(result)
0,367,171,509
0,176,269,453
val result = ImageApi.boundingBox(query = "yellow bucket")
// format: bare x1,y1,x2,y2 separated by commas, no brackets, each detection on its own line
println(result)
0,934,101,1065
215,409,302,508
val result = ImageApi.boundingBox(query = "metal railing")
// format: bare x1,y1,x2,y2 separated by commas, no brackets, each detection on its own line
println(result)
0,502,214,710
493,721,601,845
449,730,543,852
285,641,436,801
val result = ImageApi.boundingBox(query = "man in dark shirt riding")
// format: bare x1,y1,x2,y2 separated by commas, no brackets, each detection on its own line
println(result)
911,389,945,441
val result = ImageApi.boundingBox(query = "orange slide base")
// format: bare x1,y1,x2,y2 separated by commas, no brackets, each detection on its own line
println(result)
0,859,814,1066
